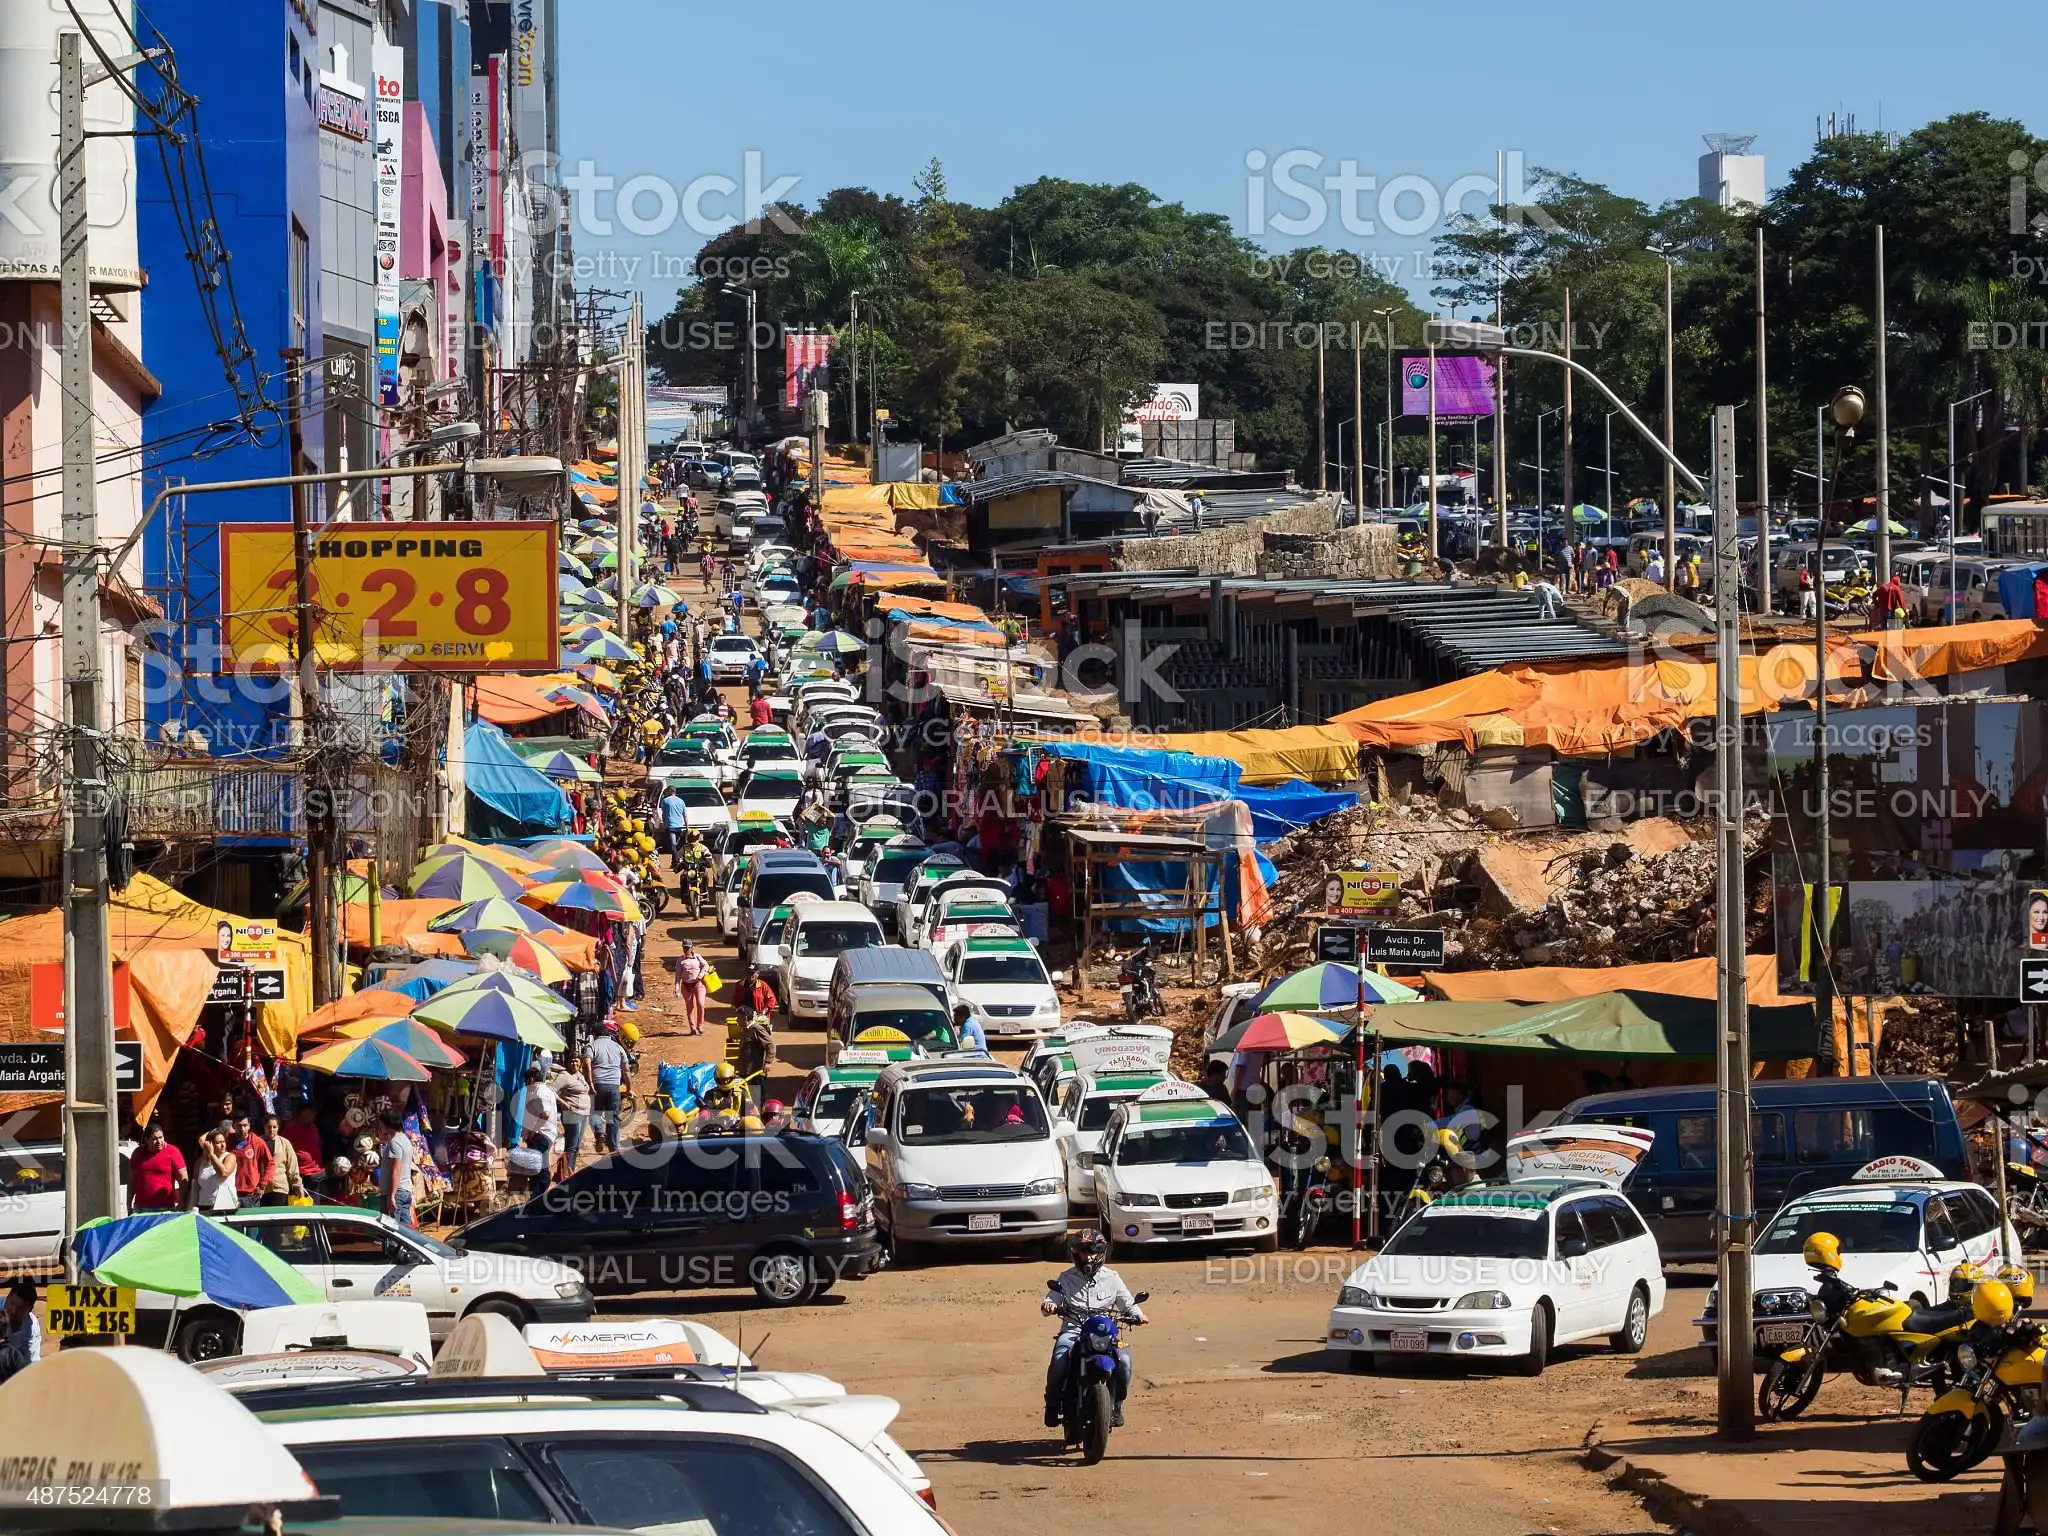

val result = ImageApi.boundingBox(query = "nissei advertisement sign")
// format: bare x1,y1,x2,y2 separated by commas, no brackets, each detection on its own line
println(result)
218,523,559,673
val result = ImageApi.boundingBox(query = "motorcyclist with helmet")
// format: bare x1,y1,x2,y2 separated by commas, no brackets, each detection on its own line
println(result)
699,1062,747,1121
1042,1229,1147,1429
677,825,714,895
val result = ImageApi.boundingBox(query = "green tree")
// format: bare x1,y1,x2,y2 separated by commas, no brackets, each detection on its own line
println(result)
892,159,989,447
977,271,1166,445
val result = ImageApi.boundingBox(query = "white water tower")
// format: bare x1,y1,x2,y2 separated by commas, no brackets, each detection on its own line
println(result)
1699,134,1765,211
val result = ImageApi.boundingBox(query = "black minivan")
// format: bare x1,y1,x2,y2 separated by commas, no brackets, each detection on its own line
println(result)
1562,1075,1971,1264
458,1132,881,1306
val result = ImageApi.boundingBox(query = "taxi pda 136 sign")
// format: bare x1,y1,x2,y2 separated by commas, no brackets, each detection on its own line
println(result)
219,523,558,672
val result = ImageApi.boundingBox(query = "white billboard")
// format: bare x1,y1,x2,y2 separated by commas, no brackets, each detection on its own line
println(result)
0,0,141,288
1129,383,1200,422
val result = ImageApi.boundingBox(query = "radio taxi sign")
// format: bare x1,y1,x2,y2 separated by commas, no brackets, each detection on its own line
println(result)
219,522,559,673
46,1284,135,1337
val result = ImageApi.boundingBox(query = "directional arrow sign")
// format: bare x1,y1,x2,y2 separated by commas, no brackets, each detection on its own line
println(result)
2023,957,2048,1004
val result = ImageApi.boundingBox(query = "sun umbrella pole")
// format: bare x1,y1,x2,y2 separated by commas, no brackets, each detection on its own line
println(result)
161,1290,181,1354
368,859,382,950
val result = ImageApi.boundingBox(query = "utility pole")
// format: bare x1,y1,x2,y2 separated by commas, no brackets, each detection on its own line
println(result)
1561,288,1575,526
848,291,861,449
1316,326,1327,492
1755,228,1772,615
57,30,120,1253
616,293,642,598
1494,150,1509,551
282,349,336,1006
1712,402,1755,1441
1426,333,1439,559
1662,254,1678,589
1873,226,1892,584
1351,320,1363,513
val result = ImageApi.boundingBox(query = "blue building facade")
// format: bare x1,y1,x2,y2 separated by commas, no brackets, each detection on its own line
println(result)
139,0,326,755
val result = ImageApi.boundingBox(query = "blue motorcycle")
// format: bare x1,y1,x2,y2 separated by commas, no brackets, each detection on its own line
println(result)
1047,1279,1149,1463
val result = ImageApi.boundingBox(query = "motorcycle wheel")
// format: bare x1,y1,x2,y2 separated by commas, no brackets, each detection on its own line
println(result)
1757,1354,1825,1422
1907,1406,2002,1483
1080,1379,1115,1465
1287,1195,1321,1251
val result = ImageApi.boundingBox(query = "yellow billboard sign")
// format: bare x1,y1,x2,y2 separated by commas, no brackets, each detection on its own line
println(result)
1322,869,1401,916
220,522,559,673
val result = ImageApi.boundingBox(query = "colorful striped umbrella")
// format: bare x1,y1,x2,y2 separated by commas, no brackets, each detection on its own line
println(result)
524,838,611,873
413,974,569,1050
425,896,566,935
632,583,685,608
409,853,531,901
74,1214,321,1308
1223,1011,1351,1054
300,1036,434,1082
1255,962,1420,1011
314,1016,467,1069
524,875,643,923
418,838,553,878
558,551,594,580
565,634,638,663
542,683,609,720
521,749,601,783
459,928,574,984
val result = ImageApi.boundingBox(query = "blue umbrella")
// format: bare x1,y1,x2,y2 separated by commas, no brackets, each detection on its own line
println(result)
72,1212,322,1308
377,956,479,1002
1254,962,1421,1011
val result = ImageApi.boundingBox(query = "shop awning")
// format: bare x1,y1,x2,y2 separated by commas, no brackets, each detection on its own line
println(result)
1424,955,1796,1008
461,719,573,833
1368,990,1818,1060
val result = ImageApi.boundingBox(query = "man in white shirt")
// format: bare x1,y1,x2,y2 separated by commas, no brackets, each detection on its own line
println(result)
1042,1230,1146,1429
519,1065,561,1195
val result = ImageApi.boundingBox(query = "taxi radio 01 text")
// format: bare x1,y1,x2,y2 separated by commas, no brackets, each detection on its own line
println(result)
217,522,560,674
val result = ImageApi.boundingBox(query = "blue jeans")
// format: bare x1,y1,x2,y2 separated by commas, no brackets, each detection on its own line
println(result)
591,1084,622,1151
1046,1326,1131,1411
560,1116,586,1170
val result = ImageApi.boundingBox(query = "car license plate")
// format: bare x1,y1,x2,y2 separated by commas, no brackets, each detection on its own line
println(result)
1390,1331,1428,1353
967,1213,1001,1233
1181,1213,1215,1234
1757,1323,1806,1346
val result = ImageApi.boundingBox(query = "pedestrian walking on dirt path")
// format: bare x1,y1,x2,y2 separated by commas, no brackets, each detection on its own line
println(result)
673,940,710,1035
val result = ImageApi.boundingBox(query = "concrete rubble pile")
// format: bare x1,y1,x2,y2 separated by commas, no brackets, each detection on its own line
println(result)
1260,795,1773,973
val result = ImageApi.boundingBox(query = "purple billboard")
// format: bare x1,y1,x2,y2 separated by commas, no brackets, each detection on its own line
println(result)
1400,355,1497,418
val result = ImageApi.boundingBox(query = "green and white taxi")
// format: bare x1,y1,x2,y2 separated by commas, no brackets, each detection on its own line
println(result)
792,1045,915,1139
1094,1082,1276,1251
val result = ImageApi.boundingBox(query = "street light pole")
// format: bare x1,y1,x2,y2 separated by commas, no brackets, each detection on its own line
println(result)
1426,333,1439,560
1652,246,1678,591
1949,388,1994,623
1374,308,1397,508
1874,226,1892,586
1756,228,1772,615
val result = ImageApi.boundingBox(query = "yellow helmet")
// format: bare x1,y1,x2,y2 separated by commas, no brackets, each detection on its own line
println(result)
1996,1263,2036,1307
616,1020,641,1047
740,1115,765,1133
663,1103,687,1128
1950,1260,1987,1303
714,1063,735,1084
634,834,655,853
1802,1232,1843,1271
1975,1278,2017,1328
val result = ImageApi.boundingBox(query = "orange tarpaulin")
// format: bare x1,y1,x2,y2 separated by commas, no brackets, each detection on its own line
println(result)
339,901,600,972
847,570,945,591
1424,955,1795,1008
1852,619,2048,682
867,594,990,624
905,619,1002,648
0,873,314,1121
298,989,420,1038
474,675,573,726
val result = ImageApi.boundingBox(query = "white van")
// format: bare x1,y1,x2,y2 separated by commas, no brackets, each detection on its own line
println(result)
854,1060,1069,1258
781,900,888,1020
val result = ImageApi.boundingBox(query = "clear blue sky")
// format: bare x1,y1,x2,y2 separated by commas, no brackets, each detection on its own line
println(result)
559,0,2044,314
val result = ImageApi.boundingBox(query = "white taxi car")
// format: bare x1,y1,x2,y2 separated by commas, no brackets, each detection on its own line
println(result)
942,933,1062,1039
1325,1124,1663,1377
1695,1155,2023,1354
1048,1025,1177,1208
1094,1082,1276,1251
137,1204,594,1360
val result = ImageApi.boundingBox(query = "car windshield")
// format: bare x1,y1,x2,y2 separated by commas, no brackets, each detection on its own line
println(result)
1756,1200,1924,1255
754,871,834,908
872,852,926,883
959,955,1047,986
1080,1094,1140,1132
742,780,800,802
811,1084,865,1120
760,914,789,946
795,920,883,958
743,743,795,762
674,783,724,808
900,1085,1049,1144
1378,1209,1551,1261
853,1009,954,1045
652,744,712,767
1117,1121,1257,1166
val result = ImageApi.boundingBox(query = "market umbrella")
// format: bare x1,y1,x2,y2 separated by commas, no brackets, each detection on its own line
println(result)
590,550,621,572
558,551,594,580
1225,1011,1351,1053
522,749,601,783
422,968,575,1023
300,1035,434,1082
73,1213,322,1309
525,876,643,923
566,633,638,663
798,631,864,656
377,956,479,1002
525,838,611,873
418,839,552,879
1571,504,1608,524
459,928,574,984
558,573,591,596
297,989,419,1037
409,853,530,902
1847,517,1910,535
413,975,569,1050
1255,962,1420,1011
543,684,609,722
632,583,685,608
313,1016,467,1069
426,896,566,935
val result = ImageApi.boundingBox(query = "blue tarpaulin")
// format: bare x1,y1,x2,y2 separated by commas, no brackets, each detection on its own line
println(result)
1997,565,2048,621
463,719,573,836
1040,740,1355,841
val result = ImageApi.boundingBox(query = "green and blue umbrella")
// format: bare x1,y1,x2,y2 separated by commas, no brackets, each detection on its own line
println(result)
1255,962,1421,1012
300,1035,434,1082
73,1213,322,1309
566,633,639,663
558,551,594,581
632,582,685,609
524,838,611,873
413,971,570,1049
409,853,530,902
522,748,601,783
314,1015,467,1069
458,929,574,984
426,896,566,935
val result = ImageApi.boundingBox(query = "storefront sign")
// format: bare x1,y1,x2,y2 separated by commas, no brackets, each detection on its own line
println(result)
372,33,404,407
28,962,132,1033
219,521,560,673
1321,869,1400,916
316,85,371,141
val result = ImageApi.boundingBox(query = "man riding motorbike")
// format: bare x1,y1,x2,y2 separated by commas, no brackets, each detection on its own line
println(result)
1043,1229,1147,1429
677,826,714,900
699,1062,747,1120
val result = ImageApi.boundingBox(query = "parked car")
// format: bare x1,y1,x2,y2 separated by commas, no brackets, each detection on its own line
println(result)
780,900,888,1021
138,1204,595,1360
707,633,762,684
0,1141,127,1269
660,771,732,842
849,1060,1069,1259
459,1136,880,1304
735,766,805,823
644,736,720,792
1325,1124,1664,1375
1563,1074,1971,1264
1053,1066,1174,1209
859,835,932,924
736,850,837,967
1092,1083,1276,1252
904,871,1010,947
825,947,952,1057
1695,1161,2021,1355
941,933,1063,1039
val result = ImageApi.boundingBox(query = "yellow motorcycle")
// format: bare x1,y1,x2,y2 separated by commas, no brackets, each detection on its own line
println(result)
1909,1278,2044,1483
1757,1235,1973,1421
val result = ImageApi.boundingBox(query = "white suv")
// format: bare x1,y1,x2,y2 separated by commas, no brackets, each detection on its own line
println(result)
781,900,887,1020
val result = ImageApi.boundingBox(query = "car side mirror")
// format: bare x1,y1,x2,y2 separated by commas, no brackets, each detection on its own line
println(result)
1133,1291,1150,1305
1054,1119,1076,1138
1557,1237,1591,1260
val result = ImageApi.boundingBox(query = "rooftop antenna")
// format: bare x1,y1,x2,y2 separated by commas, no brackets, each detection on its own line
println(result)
1702,133,1758,156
